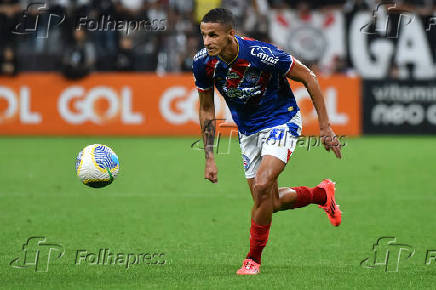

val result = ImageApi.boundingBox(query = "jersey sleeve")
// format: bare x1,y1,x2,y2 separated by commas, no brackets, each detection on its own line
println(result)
192,49,213,91
273,47,295,75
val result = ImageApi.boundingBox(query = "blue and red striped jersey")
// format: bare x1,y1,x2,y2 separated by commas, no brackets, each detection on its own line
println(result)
192,35,300,135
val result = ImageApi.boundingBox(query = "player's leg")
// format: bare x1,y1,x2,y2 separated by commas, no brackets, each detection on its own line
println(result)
273,184,329,212
250,178,327,213
237,130,270,275
246,178,256,217
248,178,297,212
273,182,297,212
252,155,285,225
249,177,342,228
269,176,342,226
256,117,340,219
238,156,284,272
250,178,333,212
271,177,341,226
237,155,285,275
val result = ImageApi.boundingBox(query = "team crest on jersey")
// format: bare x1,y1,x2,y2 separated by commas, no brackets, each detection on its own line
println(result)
244,68,260,84
219,63,269,105
227,71,239,79
242,154,250,170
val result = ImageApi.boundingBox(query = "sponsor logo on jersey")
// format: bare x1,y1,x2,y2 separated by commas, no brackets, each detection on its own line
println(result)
249,45,279,65
193,48,208,61
225,88,243,100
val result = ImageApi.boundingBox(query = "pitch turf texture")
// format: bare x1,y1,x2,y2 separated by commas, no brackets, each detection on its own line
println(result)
0,136,434,289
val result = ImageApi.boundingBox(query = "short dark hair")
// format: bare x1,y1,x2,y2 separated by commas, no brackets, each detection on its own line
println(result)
201,8,235,29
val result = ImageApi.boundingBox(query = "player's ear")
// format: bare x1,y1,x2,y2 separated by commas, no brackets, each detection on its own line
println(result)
228,28,235,39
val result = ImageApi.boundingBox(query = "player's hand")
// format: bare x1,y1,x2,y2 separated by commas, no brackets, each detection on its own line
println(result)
320,126,342,159
204,158,218,183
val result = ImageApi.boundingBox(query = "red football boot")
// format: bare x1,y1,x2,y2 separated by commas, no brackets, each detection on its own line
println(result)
236,259,260,275
318,179,342,227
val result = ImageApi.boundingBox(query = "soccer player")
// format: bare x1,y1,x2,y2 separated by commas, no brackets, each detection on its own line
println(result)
192,8,342,275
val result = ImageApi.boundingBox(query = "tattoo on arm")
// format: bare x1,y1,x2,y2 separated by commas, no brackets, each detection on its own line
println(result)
202,119,216,159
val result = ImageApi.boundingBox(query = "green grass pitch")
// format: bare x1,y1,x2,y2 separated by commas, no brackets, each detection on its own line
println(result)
0,136,435,289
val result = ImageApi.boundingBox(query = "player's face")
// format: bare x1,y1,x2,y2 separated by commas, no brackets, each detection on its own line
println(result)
200,22,233,56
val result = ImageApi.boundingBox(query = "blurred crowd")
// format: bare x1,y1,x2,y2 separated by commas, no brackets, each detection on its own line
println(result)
0,0,435,78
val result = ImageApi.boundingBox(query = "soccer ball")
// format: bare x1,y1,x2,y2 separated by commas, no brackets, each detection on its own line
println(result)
75,144,119,188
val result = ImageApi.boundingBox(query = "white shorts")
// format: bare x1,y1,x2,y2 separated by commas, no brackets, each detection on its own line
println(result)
239,111,302,179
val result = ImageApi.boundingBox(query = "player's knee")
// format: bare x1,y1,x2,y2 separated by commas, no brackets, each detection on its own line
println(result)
253,176,274,196
272,201,281,213
255,189,271,205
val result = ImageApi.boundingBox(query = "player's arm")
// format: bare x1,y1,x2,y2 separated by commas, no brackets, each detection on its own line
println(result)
199,88,218,183
286,59,342,159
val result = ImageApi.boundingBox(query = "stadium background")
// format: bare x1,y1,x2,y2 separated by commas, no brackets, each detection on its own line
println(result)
0,0,435,289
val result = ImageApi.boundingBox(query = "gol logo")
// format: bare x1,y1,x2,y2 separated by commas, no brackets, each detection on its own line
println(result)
58,86,143,124
159,86,232,124
0,86,41,123
293,86,348,125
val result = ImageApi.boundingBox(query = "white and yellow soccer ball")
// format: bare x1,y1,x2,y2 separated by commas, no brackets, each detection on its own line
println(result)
75,144,119,188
